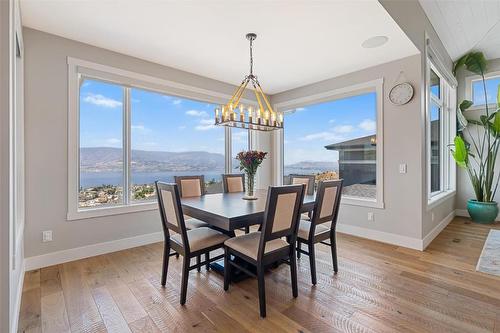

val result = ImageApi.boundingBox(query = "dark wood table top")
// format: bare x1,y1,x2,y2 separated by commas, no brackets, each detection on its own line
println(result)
181,189,316,232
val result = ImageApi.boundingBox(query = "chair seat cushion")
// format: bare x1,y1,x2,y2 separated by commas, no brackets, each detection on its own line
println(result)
224,232,289,260
185,218,209,230
171,227,229,252
298,220,330,240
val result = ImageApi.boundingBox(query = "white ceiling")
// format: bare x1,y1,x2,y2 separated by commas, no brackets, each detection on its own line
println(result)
419,0,500,61
21,0,419,94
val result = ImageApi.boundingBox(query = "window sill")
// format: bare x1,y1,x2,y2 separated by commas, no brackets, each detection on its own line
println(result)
341,196,384,209
67,201,157,221
427,190,456,210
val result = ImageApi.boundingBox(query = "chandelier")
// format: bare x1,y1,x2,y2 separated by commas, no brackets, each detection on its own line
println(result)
214,33,283,131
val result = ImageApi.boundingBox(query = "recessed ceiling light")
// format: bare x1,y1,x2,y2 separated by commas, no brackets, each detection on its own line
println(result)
362,36,389,49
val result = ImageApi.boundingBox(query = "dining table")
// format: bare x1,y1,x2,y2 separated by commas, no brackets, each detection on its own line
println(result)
181,188,316,280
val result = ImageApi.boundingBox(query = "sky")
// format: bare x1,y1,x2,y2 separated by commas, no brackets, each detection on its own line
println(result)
283,92,376,165
80,78,376,165
472,77,500,106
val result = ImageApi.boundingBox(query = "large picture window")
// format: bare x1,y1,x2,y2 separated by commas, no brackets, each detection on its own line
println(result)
68,58,249,219
279,79,383,207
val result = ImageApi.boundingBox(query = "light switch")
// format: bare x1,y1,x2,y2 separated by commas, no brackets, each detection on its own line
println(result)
399,163,407,174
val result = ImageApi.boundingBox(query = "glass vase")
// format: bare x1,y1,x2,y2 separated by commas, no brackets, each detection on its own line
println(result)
243,171,257,200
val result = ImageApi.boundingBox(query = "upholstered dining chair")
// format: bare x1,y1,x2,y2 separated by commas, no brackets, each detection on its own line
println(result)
223,184,305,317
288,174,316,220
296,179,343,285
174,175,206,198
155,182,229,305
221,173,250,233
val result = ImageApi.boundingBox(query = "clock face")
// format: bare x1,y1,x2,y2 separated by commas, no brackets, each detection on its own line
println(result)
389,82,414,105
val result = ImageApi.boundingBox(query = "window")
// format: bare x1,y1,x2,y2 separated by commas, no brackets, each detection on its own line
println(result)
69,59,247,219
279,79,383,207
231,128,250,172
471,75,500,107
426,59,456,202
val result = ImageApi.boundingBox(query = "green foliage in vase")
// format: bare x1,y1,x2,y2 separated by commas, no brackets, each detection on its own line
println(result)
452,51,500,202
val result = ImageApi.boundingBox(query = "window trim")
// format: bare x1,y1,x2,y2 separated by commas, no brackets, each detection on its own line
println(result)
274,78,384,209
465,70,500,111
426,58,457,206
67,57,256,220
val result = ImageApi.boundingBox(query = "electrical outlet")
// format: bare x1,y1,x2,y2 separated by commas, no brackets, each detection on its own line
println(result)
367,212,374,221
42,230,53,242
399,163,407,174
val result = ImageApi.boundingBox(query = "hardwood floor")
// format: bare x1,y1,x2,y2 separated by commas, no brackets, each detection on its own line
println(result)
18,217,500,333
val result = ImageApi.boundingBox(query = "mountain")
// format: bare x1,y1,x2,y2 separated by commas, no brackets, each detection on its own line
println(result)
80,147,225,172
284,160,338,171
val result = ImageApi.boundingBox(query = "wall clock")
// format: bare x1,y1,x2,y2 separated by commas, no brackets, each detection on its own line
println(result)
389,82,414,105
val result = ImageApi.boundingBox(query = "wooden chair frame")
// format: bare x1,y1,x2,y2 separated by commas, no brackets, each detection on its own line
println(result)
155,181,225,305
288,174,316,196
174,175,205,198
296,179,343,285
223,184,305,317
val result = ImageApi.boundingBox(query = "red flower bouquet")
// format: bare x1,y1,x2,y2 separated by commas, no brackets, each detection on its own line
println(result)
236,150,268,199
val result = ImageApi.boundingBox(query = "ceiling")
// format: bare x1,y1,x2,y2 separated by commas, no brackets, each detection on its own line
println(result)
419,0,500,61
20,0,419,94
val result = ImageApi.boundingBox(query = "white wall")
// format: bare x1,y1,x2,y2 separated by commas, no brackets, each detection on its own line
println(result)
23,28,256,264
380,0,456,241
271,55,424,245
456,58,500,217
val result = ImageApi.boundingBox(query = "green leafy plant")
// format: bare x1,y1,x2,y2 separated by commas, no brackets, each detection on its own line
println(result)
452,52,500,202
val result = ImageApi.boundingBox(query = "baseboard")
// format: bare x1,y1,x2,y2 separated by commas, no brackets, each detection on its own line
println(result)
421,210,455,250
336,223,422,250
455,208,500,221
25,231,163,271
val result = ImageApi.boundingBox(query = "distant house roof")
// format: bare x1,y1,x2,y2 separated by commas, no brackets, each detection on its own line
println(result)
325,135,376,151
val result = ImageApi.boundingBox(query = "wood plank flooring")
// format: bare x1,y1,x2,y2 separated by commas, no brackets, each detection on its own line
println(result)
18,217,500,332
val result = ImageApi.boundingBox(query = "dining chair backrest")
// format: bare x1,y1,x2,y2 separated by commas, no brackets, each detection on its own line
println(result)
222,174,245,193
258,185,305,259
312,180,343,228
174,175,205,198
155,182,189,250
289,174,315,196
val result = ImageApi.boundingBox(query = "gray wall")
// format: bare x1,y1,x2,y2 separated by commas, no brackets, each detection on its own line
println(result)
456,58,500,214
272,55,424,240
23,28,255,258
1,1,11,331
380,0,456,238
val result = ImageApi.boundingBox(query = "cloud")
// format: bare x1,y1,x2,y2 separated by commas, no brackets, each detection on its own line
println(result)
131,125,145,130
232,131,248,142
83,93,122,108
172,99,182,105
333,125,354,133
300,131,345,142
186,110,208,117
178,125,186,130
359,119,376,131
105,138,121,145
195,118,216,131
296,107,306,112
328,119,336,123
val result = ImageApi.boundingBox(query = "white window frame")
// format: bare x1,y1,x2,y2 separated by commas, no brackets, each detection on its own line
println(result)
67,57,256,220
274,78,384,209
465,70,500,111
426,57,457,208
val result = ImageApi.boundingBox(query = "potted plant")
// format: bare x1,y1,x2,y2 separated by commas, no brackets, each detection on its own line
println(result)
452,51,500,223
236,150,267,200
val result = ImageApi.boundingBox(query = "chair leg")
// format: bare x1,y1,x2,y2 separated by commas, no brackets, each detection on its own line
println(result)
331,233,338,273
223,248,231,291
308,243,317,285
205,252,210,271
197,255,201,272
297,241,301,259
161,243,170,286
290,249,298,298
180,256,189,305
176,253,179,259
257,265,266,318
245,226,250,234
